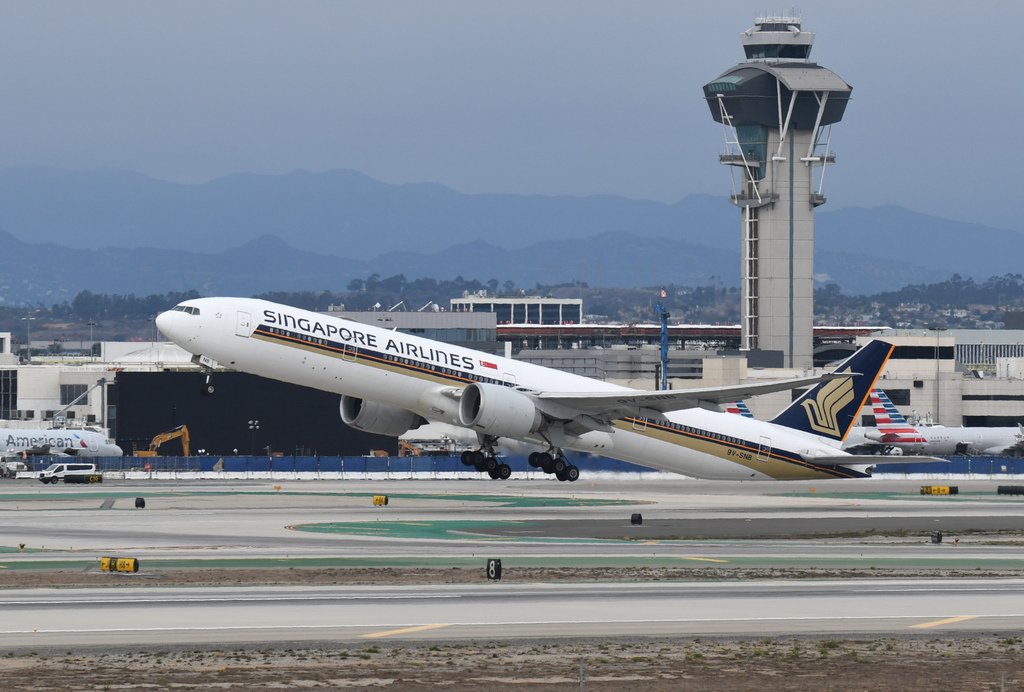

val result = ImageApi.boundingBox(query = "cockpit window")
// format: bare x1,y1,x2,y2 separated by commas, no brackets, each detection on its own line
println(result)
172,305,201,315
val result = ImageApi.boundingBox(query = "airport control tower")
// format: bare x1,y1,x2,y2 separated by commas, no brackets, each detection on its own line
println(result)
703,16,851,368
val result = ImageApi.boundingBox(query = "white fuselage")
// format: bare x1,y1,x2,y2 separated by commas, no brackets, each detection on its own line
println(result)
868,425,1023,456
0,428,122,457
156,298,866,480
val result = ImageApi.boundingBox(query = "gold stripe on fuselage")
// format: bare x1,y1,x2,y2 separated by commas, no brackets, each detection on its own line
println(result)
613,419,857,480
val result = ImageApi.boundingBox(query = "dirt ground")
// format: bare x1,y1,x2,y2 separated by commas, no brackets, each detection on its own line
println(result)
2,564,1023,589
1,634,1021,690
3,566,1024,689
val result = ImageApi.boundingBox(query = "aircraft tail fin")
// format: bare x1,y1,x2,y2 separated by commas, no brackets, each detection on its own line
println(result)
871,388,912,428
770,340,894,443
724,400,754,418
868,386,924,443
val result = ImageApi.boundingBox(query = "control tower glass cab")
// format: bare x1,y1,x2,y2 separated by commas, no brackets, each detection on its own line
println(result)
702,17,851,368
740,17,814,62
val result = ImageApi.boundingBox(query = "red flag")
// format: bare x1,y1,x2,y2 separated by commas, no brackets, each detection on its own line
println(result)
479,360,498,370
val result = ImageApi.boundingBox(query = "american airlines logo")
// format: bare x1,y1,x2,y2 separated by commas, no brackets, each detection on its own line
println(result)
801,376,855,437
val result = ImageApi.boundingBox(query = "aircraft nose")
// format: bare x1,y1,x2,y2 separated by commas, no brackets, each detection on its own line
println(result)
155,310,181,343
109,444,123,456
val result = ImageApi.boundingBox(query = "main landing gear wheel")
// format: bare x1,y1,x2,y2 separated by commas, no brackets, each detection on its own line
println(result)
470,435,510,481
480,456,506,479
487,463,511,480
467,450,488,472
532,447,579,482
200,373,215,396
532,452,555,474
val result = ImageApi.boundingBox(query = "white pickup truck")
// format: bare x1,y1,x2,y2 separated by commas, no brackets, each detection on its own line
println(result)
0,459,29,478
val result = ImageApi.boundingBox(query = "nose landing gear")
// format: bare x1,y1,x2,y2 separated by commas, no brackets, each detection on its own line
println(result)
200,373,215,396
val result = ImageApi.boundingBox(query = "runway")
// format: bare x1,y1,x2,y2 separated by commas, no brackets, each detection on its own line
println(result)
3,578,1023,648
2,477,1024,649
3,478,1024,566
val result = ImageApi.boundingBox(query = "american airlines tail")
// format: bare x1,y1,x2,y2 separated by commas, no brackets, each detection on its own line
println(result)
870,388,926,444
872,388,911,426
724,401,753,418
770,340,894,444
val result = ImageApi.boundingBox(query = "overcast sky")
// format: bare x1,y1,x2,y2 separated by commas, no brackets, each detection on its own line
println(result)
0,2,1019,230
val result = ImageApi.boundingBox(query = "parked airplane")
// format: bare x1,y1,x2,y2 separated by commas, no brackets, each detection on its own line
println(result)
155,298,939,481
865,389,1024,455
1,427,122,458
864,389,926,448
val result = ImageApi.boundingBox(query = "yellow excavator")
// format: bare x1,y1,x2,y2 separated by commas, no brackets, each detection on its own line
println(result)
398,440,423,457
134,425,191,457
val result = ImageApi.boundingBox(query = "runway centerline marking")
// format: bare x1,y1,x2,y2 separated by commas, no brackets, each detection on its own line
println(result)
678,557,729,563
910,615,978,629
361,623,450,639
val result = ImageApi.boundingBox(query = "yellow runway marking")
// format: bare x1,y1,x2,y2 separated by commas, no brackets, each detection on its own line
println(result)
910,615,977,629
362,623,451,639
679,556,729,563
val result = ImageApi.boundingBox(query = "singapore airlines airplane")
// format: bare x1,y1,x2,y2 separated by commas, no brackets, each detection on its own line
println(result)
1,428,122,457
155,297,938,482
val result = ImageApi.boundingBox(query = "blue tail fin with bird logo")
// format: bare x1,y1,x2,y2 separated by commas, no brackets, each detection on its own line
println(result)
770,340,895,443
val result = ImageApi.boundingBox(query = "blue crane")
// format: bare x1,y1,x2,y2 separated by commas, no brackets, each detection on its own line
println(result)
654,290,669,391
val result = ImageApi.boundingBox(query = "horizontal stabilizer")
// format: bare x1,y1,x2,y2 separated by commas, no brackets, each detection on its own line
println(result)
813,455,948,467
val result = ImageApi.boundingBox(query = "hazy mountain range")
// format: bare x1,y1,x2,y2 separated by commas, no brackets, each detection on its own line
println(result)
0,166,1017,305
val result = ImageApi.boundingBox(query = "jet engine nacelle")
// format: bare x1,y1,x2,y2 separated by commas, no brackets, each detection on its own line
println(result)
340,396,423,437
458,383,542,439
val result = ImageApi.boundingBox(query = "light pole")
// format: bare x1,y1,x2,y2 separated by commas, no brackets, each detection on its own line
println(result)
930,324,946,425
248,419,260,455
21,315,35,363
87,320,97,360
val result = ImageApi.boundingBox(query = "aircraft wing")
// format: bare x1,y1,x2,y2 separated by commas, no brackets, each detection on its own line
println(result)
531,373,835,417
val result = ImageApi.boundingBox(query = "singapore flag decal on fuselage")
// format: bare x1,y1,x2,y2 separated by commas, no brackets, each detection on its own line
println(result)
156,298,941,482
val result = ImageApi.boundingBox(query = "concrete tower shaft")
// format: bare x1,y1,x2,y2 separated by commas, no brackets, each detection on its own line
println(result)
703,17,851,368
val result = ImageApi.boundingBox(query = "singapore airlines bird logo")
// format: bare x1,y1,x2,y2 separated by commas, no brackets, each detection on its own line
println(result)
801,375,855,437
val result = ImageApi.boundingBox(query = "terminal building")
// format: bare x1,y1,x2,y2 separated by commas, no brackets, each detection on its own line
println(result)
451,293,582,326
